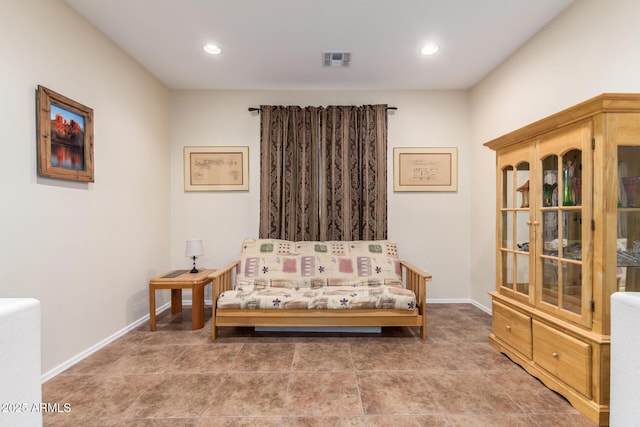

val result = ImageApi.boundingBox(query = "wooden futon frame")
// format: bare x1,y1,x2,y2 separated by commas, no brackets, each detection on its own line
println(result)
209,260,431,341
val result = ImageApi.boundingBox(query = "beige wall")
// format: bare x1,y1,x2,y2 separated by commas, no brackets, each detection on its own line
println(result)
469,0,640,308
169,90,472,301
6,0,640,377
0,0,171,374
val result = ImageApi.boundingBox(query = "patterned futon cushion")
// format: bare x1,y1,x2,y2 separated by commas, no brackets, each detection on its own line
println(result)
216,283,416,310
236,238,402,288
217,238,416,311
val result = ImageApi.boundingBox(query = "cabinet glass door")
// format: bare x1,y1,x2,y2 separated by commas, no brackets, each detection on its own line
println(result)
617,146,640,292
539,146,587,319
500,161,531,298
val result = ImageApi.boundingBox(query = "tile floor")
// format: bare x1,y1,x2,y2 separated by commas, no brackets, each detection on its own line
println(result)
42,303,597,426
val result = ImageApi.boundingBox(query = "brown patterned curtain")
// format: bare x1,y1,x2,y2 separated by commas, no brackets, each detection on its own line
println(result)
259,104,387,241
320,105,388,240
259,106,320,240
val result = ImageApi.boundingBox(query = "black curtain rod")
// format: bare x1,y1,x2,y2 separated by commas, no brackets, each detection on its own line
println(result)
248,106,397,112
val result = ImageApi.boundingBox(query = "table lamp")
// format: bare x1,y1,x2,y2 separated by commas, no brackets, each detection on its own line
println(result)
185,239,204,273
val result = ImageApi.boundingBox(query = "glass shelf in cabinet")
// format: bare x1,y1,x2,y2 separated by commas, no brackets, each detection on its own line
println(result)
617,251,640,267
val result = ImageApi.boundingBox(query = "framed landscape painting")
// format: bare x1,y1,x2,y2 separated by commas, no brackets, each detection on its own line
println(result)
184,146,249,191
393,147,458,192
37,85,94,182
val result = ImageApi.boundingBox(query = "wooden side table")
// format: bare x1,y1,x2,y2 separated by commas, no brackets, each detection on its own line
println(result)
149,268,215,331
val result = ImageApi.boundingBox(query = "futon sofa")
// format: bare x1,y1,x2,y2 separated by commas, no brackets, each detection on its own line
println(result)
209,238,431,340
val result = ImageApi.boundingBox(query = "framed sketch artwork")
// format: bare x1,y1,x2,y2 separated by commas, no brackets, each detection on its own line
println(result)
184,146,249,191
37,85,94,182
393,147,458,192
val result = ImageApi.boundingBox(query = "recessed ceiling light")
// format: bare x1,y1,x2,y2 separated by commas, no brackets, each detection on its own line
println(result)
420,44,439,55
203,44,222,55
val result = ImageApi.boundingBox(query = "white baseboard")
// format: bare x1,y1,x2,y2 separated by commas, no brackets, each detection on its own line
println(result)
41,298,491,382
469,299,492,315
427,298,491,315
41,302,171,383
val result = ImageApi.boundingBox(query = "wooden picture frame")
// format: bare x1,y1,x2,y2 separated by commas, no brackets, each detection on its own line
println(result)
37,85,94,182
184,146,249,191
393,147,458,192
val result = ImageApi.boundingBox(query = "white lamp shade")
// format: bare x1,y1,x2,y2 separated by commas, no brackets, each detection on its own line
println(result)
185,239,204,257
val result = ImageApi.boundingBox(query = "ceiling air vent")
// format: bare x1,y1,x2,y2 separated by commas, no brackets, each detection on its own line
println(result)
323,52,351,68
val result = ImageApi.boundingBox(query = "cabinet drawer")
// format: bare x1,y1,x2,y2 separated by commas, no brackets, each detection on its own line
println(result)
533,320,592,398
492,301,532,359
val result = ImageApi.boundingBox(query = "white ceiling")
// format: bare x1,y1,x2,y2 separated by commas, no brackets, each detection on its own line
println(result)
64,0,574,91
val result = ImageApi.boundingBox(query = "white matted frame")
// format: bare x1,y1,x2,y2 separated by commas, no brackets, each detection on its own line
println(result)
184,146,249,191
393,147,458,192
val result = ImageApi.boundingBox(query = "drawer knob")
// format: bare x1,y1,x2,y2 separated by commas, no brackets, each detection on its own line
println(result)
551,351,559,358
505,325,512,331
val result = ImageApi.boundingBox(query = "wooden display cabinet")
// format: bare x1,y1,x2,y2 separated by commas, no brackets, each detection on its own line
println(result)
485,94,640,426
